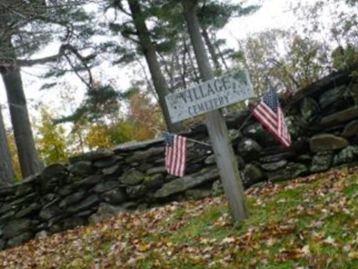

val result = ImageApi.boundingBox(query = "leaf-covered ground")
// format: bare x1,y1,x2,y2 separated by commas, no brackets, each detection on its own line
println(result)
1,166,357,269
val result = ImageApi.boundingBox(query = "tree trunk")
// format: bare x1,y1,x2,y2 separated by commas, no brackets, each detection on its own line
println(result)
185,37,201,83
1,41,43,178
0,107,15,185
127,0,181,133
201,27,222,73
182,0,248,222
216,40,229,71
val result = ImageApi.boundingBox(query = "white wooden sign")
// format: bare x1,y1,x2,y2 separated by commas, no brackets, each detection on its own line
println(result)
165,70,254,123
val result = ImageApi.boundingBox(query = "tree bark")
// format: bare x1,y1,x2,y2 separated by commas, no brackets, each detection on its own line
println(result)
182,0,248,222
1,41,43,178
201,26,222,73
127,0,181,133
0,107,15,185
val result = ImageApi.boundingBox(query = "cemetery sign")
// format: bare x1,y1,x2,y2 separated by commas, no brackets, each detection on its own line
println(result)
166,70,254,123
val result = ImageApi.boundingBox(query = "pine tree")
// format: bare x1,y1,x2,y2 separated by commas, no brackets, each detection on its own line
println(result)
105,0,182,133
0,0,93,177
0,106,14,185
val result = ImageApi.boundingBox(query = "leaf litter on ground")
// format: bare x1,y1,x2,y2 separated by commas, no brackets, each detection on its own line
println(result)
0,166,357,269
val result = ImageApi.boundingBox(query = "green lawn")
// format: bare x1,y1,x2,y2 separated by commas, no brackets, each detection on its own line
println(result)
0,166,357,269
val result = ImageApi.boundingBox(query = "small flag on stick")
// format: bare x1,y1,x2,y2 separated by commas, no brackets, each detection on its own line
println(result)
164,132,187,177
252,88,291,147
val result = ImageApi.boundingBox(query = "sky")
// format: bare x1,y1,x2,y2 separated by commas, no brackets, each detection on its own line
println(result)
0,0,347,128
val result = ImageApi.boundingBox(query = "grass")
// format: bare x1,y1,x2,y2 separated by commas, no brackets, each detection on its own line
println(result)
0,166,357,269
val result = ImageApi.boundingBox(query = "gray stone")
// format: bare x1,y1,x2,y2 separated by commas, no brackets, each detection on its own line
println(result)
121,201,138,210
93,157,119,168
237,155,246,169
260,152,293,163
300,97,320,123
40,164,67,192
243,122,275,145
260,160,287,171
39,205,62,220
185,189,212,200
333,146,358,165
68,161,94,176
297,154,312,164
320,106,358,127
310,134,349,152
154,168,219,198
15,184,33,197
125,147,164,163
15,202,41,218
73,175,102,188
102,164,121,175
48,224,62,233
7,232,33,248
267,163,308,182
285,115,301,138
212,180,224,196
62,217,85,230
311,151,333,172
42,197,61,212
66,194,99,214
113,138,163,153
6,193,36,205
89,203,126,224
204,154,216,165
0,186,15,196
0,203,17,215
137,203,149,210
154,158,165,164
58,185,73,196
143,174,164,189
319,85,348,110
228,129,240,141
2,219,32,239
350,83,358,104
41,164,68,180
103,189,127,205
10,192,37,206
93,180,121,193
59,190,86,208
69,149,114,164
35,231,48,240
0,210,15,222
119,170,145,186
126,185,148,198
243,164,265,186
75,210,94,218
137,163,153,172
146,166,166,175
237,138,263,161
44,193,57,202
342,120,358,137
0,239,5,250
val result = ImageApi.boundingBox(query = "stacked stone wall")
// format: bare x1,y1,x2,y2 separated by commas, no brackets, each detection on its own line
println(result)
0,69,357,250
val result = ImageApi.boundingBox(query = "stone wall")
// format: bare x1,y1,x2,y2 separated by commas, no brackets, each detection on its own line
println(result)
0,68,357,250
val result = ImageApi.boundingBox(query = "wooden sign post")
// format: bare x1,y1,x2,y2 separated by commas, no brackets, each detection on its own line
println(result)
172,1,250,222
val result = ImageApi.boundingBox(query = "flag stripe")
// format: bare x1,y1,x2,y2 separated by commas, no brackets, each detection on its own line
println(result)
252,89,291,148
165,134,187,177
253,105,278,128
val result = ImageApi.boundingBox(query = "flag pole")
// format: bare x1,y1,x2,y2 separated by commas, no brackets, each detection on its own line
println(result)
186,137,211,147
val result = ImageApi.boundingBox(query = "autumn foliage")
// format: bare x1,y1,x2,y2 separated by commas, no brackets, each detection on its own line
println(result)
0,166,357,268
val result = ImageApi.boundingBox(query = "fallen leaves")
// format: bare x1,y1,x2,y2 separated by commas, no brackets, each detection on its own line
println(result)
0,166,357,268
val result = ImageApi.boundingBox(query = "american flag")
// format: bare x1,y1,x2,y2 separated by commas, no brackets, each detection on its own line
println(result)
164,132,187,177
252,88,291,147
